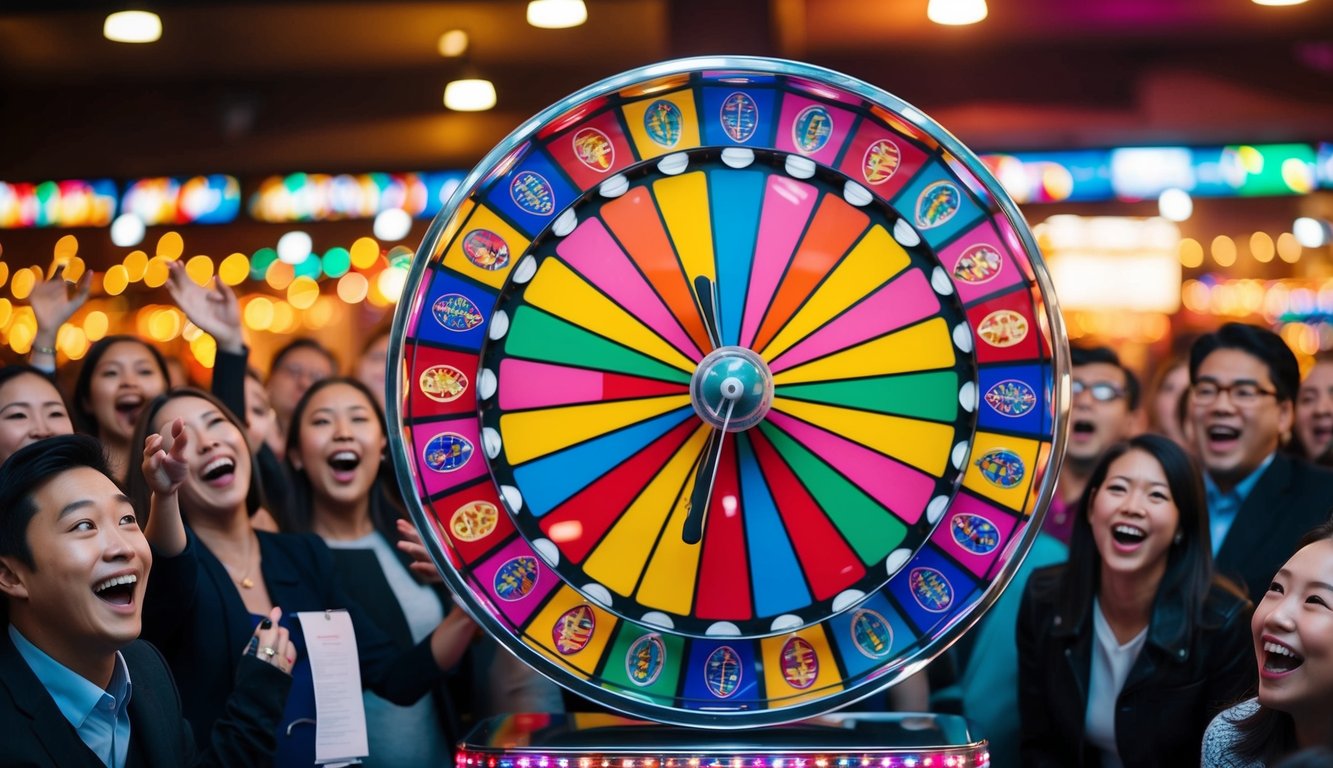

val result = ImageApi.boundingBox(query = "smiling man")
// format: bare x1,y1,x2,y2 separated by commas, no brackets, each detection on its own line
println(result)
1189,323,1333,606
1043,345,1143,544
0,434,292,767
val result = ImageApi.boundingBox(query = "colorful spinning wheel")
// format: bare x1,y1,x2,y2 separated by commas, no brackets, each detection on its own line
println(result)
389,56,1069,727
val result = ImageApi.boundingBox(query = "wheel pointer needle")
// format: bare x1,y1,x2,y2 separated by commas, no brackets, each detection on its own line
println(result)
683,398,735,545
693,275,722,351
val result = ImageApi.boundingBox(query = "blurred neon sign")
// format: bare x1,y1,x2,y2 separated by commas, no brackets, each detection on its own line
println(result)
0,179,118,229
249,171,464,223
122,175,240,225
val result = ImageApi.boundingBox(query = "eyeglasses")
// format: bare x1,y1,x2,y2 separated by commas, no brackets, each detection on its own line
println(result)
274,363,329,384
1071,380,1125,402
1191,380,1278,406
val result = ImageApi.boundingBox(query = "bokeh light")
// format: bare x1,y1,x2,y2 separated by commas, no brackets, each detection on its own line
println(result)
111,213,146,247
156,231,184,260
265,260,296,291
1250,232,1276,263
1178,238,1204,269
124,250,149,281
0,262,9,289
84,310,109,341
10,267,36,300
287,276,320,310
376,266,408,303
147,308,183,341
0,299,12,329
219,253,249,286
1278,232,1303,263
1211,235,1237,267
277,231,313,264
104,265,130,296
337,272,369,304
186,254,214,286
350,237,380,270
54,234,79,262
244,297,275,331
323,247,351,278
144,256,170,287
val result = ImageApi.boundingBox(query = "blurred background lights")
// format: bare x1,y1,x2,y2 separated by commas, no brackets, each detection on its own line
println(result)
927,0,988,25
276,230,313,264
1252,0,1308,5
1278,232,1304,263
1157,188,1193,222
526,0,588,29
438,29,469,57
444,78,497,111
376,265,408,303
110,213,146,247
1178,238,1204,269
1251,231,1276,263
1293,217,1330,248
1211,235,1237,267
103,10,162,43
373,208,412,241
156,231,183,260
337,272,369,304
349,237,381,269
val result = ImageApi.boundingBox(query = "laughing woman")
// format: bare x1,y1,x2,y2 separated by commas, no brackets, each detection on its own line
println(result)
128,388,474,768
285,377,462,766
1203,520,1333,766
1018,434,1254,767
72,336,170,482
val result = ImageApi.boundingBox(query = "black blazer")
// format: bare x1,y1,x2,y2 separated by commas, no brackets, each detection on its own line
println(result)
1214,453,1333,606
1017,565,1255,768
141,531,443,750
0,631,289,767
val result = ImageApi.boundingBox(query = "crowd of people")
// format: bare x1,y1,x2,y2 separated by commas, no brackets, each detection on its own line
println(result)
1,262,1332,767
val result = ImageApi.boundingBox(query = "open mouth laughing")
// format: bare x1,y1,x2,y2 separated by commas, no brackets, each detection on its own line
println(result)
1261,636,1304,679
327,450,362,483
93,573,138,608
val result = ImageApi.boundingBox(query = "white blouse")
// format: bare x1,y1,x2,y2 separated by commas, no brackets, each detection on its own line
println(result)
1085,598,1148,768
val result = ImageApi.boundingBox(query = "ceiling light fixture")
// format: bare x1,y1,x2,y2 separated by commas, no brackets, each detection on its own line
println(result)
103,10,162,43
438,29,469,58
927,0,988,25
444,78,497,111
526,0,588,29
1252,0,1309,6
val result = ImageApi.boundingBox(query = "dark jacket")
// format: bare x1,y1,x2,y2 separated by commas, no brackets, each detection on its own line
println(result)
1214,452,1333,606
0,631,290,767
141,532,443,751
1017,565,1254,768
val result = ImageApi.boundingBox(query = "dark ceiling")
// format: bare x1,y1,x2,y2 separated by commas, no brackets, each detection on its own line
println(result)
1,0,1332,181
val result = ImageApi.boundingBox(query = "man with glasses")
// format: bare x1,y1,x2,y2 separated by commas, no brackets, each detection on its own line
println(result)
1043,345,1143,544
1189,322,1333,605
264,338,337,454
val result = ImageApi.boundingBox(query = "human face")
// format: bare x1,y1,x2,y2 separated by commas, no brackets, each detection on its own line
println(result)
1151,363,1190,447
1190,348,1292,490
1295,361,1333,461
1088,449,1179,581
268,347,334,426
243,376,277,452
1068,362,1135,465
290,383,386,513
0,373,74,463
0,467,150,677
85,341,167,443
1253,539,1333,720
355,335,389,411
154,396,252,521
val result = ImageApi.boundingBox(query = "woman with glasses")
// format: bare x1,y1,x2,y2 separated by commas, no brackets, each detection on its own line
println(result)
1019,434,1254,767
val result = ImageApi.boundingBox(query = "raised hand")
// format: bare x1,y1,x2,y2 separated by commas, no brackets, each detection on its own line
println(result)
166,261,243,353
395,518,444,584
143,417,190,495
245,607,297,676
30,271,92,340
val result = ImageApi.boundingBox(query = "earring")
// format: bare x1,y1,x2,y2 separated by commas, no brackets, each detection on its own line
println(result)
1173,532,1184,545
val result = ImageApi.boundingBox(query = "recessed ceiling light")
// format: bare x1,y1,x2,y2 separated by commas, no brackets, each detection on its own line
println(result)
927,0,988,25
104,10,162,43
444,78,497,112
527,0,588,29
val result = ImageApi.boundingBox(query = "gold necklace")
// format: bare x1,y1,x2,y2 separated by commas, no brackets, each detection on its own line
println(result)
219,533,257,589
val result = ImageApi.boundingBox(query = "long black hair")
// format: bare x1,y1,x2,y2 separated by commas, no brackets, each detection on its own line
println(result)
124,388,266,528
282,377,404,544
1229,519,1333,764
1055,433,1220,638
71,335,169,437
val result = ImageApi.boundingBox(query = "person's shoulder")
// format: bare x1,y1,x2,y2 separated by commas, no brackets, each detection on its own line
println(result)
1203,698,1261,766
1284,454,1333,492
1024,563,1067,599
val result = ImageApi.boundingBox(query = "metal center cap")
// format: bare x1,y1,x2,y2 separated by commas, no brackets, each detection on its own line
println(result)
689,346,774,432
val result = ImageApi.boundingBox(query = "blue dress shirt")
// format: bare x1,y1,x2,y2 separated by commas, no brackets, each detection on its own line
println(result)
1204,453,1276,556
9,624,133,768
